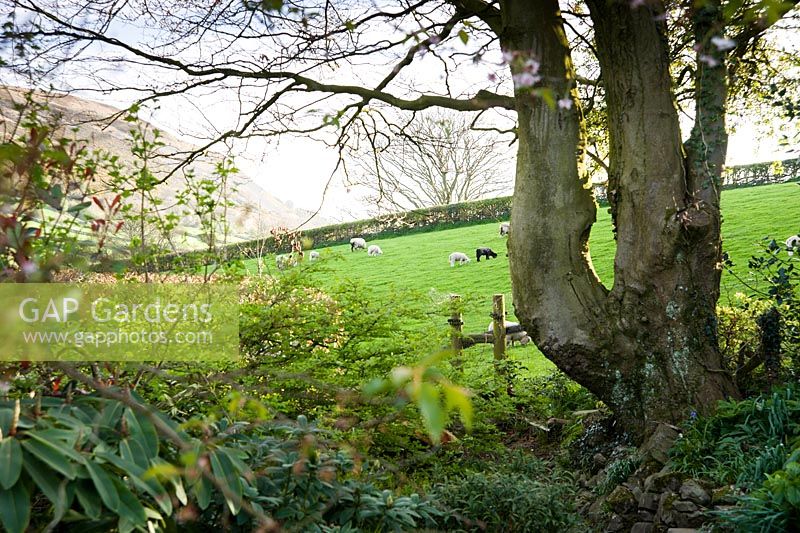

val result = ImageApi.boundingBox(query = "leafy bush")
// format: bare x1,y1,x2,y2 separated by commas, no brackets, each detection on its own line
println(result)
430,468,582,532
595,452,640,495
0,392,443,533
716,444,800,532
669,385,800,488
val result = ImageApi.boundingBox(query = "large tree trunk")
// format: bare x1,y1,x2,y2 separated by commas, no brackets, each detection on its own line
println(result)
504,0,738,437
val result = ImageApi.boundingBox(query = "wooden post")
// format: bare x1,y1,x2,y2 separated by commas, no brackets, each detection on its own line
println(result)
492,294,506,361
449,295,463,369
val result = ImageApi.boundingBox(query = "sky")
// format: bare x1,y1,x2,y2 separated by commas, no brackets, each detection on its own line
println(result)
7,2,799,224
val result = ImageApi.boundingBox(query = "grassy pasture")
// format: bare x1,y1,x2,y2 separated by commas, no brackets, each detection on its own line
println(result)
244,182,800,377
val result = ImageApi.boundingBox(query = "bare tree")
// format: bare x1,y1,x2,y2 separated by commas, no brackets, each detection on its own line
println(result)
3,0,799,435
352,112,511,212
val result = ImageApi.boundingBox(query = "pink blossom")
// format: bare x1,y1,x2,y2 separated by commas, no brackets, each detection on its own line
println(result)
501,50,515,64
20,260,38,276
522,58,540,74
710,36,736,51
558,97,573,110
699,54,719,68
512,71,540,89
487,72,498,82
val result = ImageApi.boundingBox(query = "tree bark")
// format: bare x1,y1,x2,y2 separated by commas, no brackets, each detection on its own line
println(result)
505,0,739,437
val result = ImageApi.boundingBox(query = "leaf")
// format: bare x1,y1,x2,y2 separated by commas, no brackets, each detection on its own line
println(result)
124,409,159,459
210,449,243,515
97,400,125,432
443,383,473,430
458,29,469,44
21,438,78,480
96,451,172,516
22,454,63,504
67,200,93,214
0,482,30,533
75,480,102,519
193,475,212,510
120,438,150,470
416,382,446,444
113,478,147,527
0,438,22,489
86,460,120,512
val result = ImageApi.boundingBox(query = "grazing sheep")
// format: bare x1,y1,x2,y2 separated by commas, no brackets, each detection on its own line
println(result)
449,252,470,267
786,234,800,256
486,320,532,347
350,237,367,251
309,251,320,261
499,222,510,236
367,245,383,256
476,247,498,262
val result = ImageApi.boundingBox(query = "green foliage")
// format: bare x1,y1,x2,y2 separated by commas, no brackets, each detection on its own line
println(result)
595,452,640,495
716,444,800,532
669,386,800,487
430,460,582,532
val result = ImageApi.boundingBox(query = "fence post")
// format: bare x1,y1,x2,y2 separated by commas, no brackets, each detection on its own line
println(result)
492,294,506,361
449,295,463,369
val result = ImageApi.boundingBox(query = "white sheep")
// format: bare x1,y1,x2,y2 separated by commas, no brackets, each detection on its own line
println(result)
350,237,367,251
486,320,532,346
309,251,320,261
499,222,510,236
367,245,383,256
786,234,800,256
449,252,470,267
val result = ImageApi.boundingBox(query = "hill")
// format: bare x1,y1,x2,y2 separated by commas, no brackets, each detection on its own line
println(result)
242,182,800,377
0,86,329,246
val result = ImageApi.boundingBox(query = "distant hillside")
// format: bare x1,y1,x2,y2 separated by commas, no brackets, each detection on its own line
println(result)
0,87,329,247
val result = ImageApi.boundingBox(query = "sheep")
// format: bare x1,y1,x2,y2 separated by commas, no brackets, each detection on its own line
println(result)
786,234,800,256
367,245,383,256
350,237,367,251
499,222,510,236
309,251,320,261
449,252,470,267
486,320,532,347
476,247,498,262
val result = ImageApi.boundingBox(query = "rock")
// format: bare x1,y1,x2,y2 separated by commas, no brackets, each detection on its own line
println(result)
657,492,679,526
638,492,660,511
672,500,698,513
637,510,654,522
605,514,626,532
630,523,654,533
624,482,643,503
587,473,602,489
594,452,609,468
685,511,707,528
644,470,683,493
639,423,680,464
607,485,638,514
679,480,711,506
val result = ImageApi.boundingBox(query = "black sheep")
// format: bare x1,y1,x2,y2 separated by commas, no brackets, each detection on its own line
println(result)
476,247,498,262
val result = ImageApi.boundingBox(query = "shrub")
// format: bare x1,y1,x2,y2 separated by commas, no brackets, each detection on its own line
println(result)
430,469,582,532
669,385,800,488
716,444,800,532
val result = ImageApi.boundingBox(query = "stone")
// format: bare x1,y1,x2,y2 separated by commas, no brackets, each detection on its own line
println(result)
624,482,643,502
657,492,678,527
607,485,638,515
594,452,609,468
605,514,626,532
679,480,711,506
630,522,654,533
637,510,654,522
639,423,680,464
638,492,660,511
644,470,683,493
672,500,698,513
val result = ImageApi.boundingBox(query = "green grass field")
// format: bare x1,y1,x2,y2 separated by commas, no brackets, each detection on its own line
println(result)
244,182,800,377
